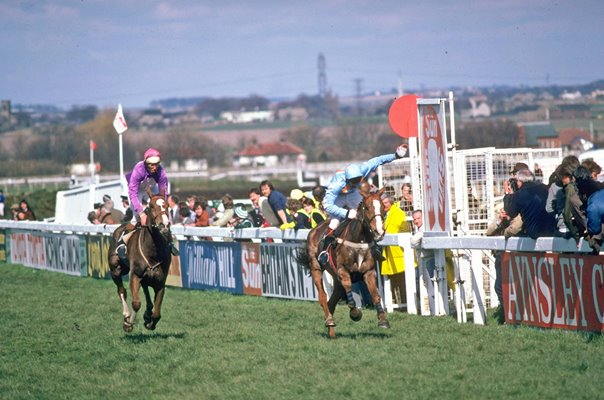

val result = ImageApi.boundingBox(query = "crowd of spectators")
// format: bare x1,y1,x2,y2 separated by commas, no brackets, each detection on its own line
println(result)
85,181,328,235
484,156,604,323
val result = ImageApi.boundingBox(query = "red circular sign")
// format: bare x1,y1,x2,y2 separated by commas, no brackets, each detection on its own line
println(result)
388,94,419,138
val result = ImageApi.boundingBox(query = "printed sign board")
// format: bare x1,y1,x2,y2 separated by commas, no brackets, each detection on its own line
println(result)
418,99,450,233
503,252,604,332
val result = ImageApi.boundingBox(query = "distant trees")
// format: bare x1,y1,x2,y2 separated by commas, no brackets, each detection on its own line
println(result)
66,105,98,124
456,119,520,149
275,92,340,119
280,125,322,162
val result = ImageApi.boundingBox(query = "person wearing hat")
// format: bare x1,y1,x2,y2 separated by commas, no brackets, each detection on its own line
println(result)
318,144,408,267
232,203,254,229
114,147,178,263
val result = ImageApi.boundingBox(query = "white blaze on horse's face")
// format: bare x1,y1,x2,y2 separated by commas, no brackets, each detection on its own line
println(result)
372,199,384,235
156,198,170,225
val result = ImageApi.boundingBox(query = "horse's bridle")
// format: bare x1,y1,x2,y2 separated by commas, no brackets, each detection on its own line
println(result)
357,200,384,240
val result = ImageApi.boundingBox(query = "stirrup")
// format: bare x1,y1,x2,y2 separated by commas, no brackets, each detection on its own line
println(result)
318,250,329,266
116,243,127,260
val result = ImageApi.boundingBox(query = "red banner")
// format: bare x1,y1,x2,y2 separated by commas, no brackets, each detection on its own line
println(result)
502,252,604,332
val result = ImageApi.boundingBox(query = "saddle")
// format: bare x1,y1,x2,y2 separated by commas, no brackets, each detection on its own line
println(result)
318,222,350,271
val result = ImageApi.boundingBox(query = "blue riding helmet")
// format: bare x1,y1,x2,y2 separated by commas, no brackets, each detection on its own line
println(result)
345,164,363,181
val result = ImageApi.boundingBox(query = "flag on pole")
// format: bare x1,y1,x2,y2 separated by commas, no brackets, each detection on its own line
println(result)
113,104,128,134
90,140,97,151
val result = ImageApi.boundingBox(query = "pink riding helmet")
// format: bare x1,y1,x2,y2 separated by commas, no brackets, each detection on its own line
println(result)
144,148,161,164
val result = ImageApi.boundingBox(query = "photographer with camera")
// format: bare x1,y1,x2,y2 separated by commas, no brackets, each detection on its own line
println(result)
504,167,555,239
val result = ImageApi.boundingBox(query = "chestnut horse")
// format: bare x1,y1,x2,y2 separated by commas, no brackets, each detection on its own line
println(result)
108,190,172,332
297,188,390,338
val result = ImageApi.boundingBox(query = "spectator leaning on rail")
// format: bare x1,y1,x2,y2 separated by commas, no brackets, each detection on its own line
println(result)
259,180,291,227
114,148,179,263
317,143,408,267
574,166,604,253
504,168,555,239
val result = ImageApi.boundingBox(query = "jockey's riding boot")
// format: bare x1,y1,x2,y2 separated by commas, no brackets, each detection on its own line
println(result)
168,235,180,256
115,226,133,264
115,239,127,262
169,242,180,256
318,228,335,266
371,242,386,263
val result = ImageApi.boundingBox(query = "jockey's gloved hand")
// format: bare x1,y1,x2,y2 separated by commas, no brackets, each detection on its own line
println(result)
395,144,408,159
139,212,148,226
347,209,357,219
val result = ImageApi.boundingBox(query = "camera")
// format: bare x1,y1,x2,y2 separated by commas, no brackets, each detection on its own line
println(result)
509,178,519,192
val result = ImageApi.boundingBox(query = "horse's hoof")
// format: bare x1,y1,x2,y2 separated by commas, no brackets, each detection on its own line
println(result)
143,311,153,325
327,326,336,339
349,307,363,322
378,320,390,329
325,317,336,327
144,322,157,331
123,323,134,333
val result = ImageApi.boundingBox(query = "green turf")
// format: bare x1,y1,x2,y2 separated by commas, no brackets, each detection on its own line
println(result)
0,263,601,399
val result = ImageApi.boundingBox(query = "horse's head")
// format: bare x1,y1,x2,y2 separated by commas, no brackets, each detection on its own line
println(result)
147,194,171,237
357,187,386,242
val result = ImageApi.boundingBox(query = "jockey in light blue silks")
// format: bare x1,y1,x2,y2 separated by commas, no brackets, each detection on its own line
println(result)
318,144,408,266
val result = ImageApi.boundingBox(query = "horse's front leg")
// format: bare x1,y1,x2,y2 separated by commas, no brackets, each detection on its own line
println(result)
309,265,333,324
363,266,390,329
144,283,165,331
109,252,132,329
337,267,362,322
126,273,142,332
142,284,155,328
112,276,131,325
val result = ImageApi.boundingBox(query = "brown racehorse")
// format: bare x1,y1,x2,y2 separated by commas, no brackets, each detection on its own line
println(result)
108,189,172,332
297,188,390,338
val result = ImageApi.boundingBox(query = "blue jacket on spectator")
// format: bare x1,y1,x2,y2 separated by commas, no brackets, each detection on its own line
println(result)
586,188,604,235
506,181,555,239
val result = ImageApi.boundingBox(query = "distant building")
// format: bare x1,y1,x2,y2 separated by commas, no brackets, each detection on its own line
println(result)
560,91,582,101
138,108,165,128
220,110,273,124
461,96,491,119
234,140,304,167
1,100,11,124
549,104,590,119
518,122,559,148
275,107,308,121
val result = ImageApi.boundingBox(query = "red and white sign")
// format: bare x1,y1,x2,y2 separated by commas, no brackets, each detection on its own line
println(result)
113,103,128,134
418,102,450,233
241,242,262,296
503,252,604,332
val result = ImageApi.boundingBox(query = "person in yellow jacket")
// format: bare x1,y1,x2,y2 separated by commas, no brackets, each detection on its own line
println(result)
280,197,327,230
381,195,412,275
379,195,412,306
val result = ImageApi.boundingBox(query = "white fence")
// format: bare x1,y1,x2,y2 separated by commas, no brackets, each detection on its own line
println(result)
0,219,595,327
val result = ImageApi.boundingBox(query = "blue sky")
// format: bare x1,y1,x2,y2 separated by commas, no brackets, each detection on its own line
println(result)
1,0,603,108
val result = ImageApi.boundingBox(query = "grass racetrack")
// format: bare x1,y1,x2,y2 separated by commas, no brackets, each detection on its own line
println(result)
1,263,602,399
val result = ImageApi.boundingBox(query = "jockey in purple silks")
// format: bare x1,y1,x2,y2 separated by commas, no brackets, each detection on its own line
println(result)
127,148,168,225
317,144,408,267
114,148,178,261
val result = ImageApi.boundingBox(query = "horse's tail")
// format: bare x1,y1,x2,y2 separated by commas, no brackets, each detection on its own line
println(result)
295,245,312,276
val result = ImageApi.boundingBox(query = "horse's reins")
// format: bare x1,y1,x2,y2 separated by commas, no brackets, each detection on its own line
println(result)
137,204,169,269
335,202,377,249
